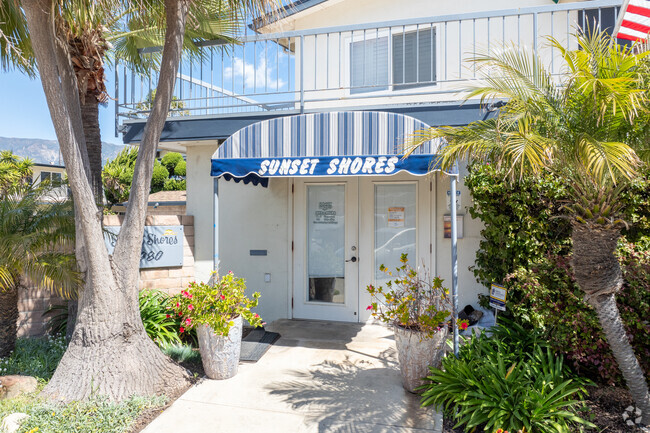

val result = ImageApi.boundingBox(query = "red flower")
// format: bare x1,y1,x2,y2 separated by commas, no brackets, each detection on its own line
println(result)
188,304,194,310
166,314,171,318
220,295,225,301
179,327,185,333
254,313,260,319
366,305,373,311
460,321,469,331
176,302,180,308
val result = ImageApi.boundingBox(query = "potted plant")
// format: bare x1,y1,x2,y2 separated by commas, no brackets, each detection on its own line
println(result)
367,254,467,393
174,271,263,379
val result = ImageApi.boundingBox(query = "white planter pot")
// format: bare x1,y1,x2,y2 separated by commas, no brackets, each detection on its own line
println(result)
196,316,243,380
393,325,448,393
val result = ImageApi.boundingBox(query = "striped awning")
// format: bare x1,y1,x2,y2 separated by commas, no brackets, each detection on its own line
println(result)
211,111,443,181
615,0,650,42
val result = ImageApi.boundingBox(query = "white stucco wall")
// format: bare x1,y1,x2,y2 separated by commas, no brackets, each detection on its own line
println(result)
433,169,486,312
185,143,219,283
217,177,291,323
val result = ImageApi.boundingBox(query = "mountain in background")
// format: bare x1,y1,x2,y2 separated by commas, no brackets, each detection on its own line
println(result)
0,137,126,166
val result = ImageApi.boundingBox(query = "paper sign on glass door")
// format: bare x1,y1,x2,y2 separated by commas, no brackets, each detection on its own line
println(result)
388,207,405,228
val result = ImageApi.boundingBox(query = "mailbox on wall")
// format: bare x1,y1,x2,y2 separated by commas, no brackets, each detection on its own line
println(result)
104,225,184,269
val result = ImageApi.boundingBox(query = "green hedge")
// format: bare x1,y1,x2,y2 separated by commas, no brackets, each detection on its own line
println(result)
466,163,650,384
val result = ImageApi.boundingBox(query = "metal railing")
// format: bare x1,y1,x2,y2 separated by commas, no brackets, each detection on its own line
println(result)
115,0,622,133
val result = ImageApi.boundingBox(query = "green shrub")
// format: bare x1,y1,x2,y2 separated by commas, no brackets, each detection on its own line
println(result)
163,178,186,191
0,336,67,380
139,290,183,347
151,160,169,193
174,159,186,177
160,152,184,176
420,322,594,433
466,163,650,384
161,342,200,364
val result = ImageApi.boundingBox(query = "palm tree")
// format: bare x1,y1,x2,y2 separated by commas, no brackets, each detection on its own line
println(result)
14,0,278,402
407,31,650,424
0,162,79,358
1,0,244,205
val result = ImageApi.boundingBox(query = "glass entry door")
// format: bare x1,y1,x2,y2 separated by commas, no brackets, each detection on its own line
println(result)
293,180,359,321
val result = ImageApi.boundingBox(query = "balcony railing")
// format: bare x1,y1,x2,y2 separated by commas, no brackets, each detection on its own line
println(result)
115,0,622,134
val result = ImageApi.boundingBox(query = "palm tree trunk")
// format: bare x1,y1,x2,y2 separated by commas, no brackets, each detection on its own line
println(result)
0,285,19,358
23,0,191,402
66,96,103,339
572,224,650,424
80,96,103,206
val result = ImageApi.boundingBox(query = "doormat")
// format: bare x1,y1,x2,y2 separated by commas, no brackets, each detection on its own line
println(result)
239,329,281,362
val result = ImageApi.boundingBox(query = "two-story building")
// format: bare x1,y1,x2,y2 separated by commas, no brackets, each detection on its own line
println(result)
116,0,622,324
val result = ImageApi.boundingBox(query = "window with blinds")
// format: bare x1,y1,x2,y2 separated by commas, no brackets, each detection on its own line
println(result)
349,27,437,94
350,37,389,94
392,28,436,89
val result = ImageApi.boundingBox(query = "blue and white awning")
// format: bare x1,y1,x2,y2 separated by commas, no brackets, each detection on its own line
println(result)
211,111,443,180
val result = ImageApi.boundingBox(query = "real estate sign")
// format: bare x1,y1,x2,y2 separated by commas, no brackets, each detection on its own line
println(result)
104,225,184,269
489,283,507,311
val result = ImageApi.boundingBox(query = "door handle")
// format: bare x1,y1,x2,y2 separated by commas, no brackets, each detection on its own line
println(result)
346,256,357,263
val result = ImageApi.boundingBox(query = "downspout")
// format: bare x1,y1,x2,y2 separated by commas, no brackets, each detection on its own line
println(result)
213,177,219,275
450,171,459,358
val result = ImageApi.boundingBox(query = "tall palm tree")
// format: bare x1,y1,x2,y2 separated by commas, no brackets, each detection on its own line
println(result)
0,163,79,358
407,31,650,424
1,0,244,204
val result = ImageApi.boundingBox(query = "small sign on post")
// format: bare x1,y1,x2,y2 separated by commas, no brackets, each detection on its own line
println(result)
489,283,507,312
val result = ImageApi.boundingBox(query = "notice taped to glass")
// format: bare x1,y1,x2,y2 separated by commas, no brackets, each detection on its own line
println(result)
388,207,405,228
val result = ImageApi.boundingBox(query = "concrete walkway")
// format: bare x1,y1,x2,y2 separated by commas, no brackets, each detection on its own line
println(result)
143,319,443,433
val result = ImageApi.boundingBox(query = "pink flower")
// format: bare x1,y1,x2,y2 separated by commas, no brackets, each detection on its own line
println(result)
185,318,192,326
254,313,260,319
228,271,233,274
366,305,373,311
188,304,194,311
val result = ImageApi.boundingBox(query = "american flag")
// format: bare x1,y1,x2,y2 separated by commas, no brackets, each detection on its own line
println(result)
615,0,650,42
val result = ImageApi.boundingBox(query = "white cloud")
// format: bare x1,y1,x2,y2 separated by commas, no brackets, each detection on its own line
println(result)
224,54,286,91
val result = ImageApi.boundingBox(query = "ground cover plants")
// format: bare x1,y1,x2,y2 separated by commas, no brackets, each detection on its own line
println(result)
421,321,595,433
0,335,166,432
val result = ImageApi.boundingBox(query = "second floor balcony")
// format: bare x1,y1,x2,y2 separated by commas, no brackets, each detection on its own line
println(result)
115,0,623,138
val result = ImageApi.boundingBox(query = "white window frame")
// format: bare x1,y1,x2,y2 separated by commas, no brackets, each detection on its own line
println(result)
344,24,441,96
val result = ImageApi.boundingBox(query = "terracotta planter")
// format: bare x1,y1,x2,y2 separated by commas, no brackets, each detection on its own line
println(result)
393,325,448,393
196,316,243,380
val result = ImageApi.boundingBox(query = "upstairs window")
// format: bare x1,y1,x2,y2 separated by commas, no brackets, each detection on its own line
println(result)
349,27,437,93
393,28,436,89
350,37,389,93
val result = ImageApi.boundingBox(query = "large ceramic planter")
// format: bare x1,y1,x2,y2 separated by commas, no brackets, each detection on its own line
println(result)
393,325,449,393
196,316,243,380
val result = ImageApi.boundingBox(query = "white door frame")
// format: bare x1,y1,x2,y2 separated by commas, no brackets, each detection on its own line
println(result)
358,173,432,322
292,178,360,321
290,173,433,323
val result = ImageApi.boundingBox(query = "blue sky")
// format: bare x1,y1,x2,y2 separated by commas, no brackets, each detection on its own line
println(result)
0,66,121,145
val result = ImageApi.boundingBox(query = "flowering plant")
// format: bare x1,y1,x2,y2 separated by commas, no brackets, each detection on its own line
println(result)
173,271,263,337
367,254,468,338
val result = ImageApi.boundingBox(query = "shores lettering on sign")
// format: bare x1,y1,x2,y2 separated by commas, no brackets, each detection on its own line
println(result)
104,225,184,269
258,156,400,176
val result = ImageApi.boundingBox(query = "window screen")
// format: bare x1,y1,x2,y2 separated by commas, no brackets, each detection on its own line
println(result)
350,36,389,93
392,28,436,89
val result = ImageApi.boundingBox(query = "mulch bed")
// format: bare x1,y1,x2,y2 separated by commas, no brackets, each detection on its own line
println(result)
441,385,645,433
